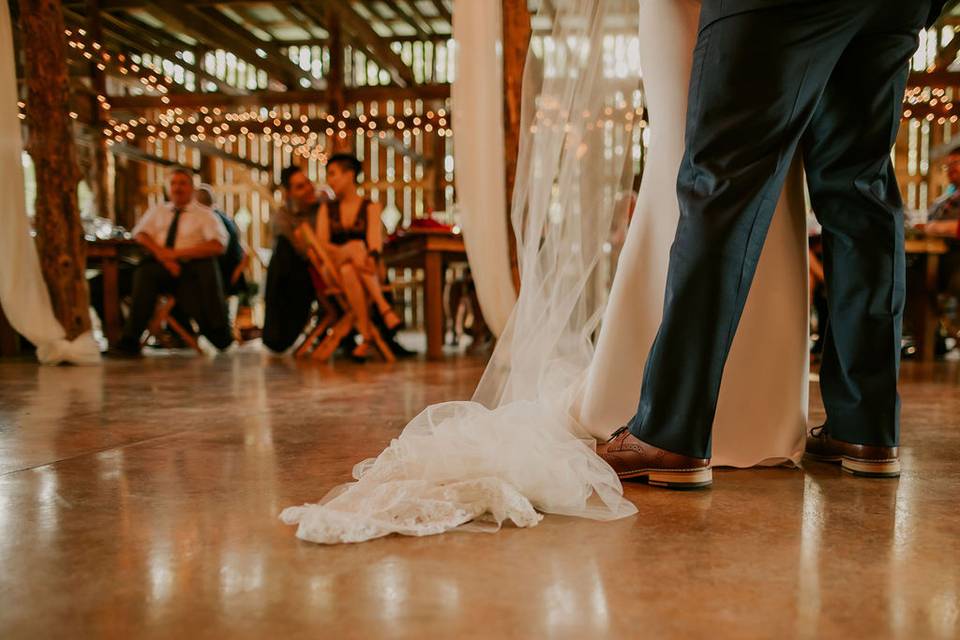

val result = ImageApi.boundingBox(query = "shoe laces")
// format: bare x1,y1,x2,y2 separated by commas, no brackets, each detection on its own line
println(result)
608,425,629,442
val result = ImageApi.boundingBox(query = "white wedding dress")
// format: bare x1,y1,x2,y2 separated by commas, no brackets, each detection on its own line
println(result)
575,0,809,466
281,0,808,545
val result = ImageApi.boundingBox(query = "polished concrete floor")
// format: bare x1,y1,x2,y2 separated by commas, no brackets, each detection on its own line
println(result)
0,349,957,639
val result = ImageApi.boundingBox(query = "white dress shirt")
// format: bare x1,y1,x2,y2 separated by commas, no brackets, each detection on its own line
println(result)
132,201,228,251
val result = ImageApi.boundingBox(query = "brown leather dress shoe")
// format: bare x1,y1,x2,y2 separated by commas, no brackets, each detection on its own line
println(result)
805,426,901,478
597,427,712,489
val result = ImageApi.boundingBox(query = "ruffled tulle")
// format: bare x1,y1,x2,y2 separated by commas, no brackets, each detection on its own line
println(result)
280,400,637,544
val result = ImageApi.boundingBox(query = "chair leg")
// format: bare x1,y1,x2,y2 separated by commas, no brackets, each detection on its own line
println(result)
142,297,176,348
166,313,203,355
369,327,396,364
312,315,354,361
296,313,335,358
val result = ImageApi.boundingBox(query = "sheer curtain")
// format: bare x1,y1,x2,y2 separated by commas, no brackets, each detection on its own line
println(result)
0,4,100,365
450,0,517,337
281,0,642,544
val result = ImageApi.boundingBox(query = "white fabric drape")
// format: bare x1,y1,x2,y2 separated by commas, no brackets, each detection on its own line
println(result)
281,0,640,545
0,4,100,365
451,0,517,337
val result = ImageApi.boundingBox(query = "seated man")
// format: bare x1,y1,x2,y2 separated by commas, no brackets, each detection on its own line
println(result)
109,167,233,356
262,165,327,353
196,183,247,296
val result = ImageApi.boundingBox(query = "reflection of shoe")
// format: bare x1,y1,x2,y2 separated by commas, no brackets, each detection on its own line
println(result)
105,340,142,359
805,426,901,478
597,427,712,489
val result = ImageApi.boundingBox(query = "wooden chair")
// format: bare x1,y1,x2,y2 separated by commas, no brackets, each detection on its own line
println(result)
294,224,396,363
141,295,203,355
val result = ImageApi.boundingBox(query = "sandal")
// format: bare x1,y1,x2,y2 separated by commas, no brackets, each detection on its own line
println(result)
381,307,402,331
351,340,371,362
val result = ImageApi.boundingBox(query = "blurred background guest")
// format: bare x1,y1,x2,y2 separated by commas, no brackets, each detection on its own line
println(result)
316,153,401,360
262,165,328,353
196,184,247,297
108,167,232,356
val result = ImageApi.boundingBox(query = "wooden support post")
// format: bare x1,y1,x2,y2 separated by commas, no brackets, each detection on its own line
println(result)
501,0,531,289
18,0,92,340
200,154,216,186
328,10,348,152
86,0,112,220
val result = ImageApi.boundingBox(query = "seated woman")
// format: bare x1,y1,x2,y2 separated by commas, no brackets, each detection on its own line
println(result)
317,153,402,359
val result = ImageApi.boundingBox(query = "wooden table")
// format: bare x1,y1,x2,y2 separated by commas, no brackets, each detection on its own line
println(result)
905,236,950,362
86,237,139,346
383,232,467,360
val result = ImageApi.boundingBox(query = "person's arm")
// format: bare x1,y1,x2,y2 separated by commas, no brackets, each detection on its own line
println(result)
170,208,228,261
316,202,331,247
136,231,167,260
171,239,226,261
135,232,180,276
366,202,384,255
132,208,172,261
922,219,960,238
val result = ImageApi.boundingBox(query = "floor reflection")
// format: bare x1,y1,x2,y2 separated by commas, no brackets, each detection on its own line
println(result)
0,354,956,638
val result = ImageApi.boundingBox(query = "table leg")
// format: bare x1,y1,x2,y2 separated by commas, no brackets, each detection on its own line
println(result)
921,253,941,362
102,255,121,346
424,251,444,361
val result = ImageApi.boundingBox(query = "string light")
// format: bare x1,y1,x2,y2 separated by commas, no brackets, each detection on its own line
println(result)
105,107,452,151
56,27,453,161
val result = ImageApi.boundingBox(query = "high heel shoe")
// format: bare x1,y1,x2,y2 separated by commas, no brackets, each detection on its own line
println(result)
351,341,372,362
381,307,402,331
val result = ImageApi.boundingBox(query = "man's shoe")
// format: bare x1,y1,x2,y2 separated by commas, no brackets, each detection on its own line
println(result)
105,341,142,359
805,426,901,478
597,427,712,489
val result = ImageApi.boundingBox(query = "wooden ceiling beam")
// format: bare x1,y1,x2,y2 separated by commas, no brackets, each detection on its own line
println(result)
397,0,431,26
309,2,417,87
141,0,305,89
429,0,452,24
379,0,431,38
91,12,247,95
193,5,324,89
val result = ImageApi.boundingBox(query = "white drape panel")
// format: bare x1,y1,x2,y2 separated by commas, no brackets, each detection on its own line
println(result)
0,4,100,365
451,0,516,337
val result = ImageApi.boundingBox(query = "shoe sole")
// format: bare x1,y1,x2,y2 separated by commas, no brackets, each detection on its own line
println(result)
805,452,901,478
618,467,713,489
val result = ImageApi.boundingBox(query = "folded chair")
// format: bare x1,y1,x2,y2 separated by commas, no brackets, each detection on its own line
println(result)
141,295,203,355
294,224,395,363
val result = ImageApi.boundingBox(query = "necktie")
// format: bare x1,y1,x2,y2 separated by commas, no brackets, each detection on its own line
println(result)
164,208,183,248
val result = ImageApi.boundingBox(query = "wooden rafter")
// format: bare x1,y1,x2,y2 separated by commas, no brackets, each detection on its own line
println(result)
296,3,416,87
380,0,432,38
80,10,248,95
398,0,434,33
140,0,309,89
429,0,452,24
